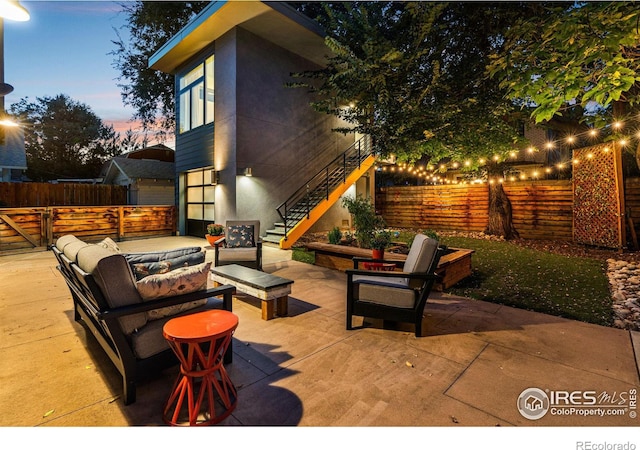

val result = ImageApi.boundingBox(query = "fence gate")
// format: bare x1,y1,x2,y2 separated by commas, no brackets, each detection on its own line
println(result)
572,143,625,249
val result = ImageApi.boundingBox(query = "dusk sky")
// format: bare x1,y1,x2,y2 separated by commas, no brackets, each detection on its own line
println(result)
4,1,140,137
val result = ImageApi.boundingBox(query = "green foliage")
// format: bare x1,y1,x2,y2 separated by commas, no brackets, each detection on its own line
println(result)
441,236,613,326
291,2,527,166
8,94,125,181
370,229,392,250
206,224,224,236
488,2,640,125
328,226,343,244
111,1,209,133
341,195,385,248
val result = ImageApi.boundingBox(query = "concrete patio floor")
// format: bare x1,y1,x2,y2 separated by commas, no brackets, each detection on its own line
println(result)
1,236,639,436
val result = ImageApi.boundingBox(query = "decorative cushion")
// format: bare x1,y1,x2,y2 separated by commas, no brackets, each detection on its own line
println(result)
97,237,121,253
226,225,255,248
136,261,211,301
130,252,205,281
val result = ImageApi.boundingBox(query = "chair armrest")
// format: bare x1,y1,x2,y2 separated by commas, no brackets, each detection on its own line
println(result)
98,285,236,320
213,236,226,247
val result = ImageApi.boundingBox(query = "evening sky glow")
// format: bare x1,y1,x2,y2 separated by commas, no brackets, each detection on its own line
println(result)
4,1,147,139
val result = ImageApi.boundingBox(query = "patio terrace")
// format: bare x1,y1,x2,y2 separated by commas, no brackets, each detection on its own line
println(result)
1,236,639,433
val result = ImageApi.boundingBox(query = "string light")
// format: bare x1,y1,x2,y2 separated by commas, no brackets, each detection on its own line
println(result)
377,118,638,184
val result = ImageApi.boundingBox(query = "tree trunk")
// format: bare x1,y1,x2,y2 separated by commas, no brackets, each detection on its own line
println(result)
485,182,519,239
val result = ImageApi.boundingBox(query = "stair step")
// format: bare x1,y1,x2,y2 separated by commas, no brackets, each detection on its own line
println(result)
262,234,282,244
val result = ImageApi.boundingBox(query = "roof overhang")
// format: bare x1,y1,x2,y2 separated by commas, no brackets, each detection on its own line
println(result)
149,1,328,74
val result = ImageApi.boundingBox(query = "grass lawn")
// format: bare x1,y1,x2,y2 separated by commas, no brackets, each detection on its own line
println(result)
292,236,614,327
440,236,613,326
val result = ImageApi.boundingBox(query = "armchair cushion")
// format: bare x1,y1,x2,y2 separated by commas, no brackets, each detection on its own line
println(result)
357,283,416,308
226,224,255,248
217,246,258,263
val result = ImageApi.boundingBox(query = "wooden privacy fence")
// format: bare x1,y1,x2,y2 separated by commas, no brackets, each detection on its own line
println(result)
0,182,127,207
377,178,640,242
0,206,176,253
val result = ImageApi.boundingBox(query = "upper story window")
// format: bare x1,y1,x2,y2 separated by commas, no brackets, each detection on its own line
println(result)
178,55,214,134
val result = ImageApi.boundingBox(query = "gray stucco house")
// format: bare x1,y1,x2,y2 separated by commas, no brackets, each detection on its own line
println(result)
149,1,375,246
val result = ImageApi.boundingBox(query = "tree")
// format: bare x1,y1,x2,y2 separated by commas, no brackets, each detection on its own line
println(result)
111,1,209,135
488,1,640,163
292,2,531,238
9,94,123,181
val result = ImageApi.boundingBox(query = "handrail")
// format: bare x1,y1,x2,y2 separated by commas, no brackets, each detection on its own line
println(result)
276,135,373,240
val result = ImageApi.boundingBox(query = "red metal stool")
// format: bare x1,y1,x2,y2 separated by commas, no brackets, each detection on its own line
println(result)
162,310,239,426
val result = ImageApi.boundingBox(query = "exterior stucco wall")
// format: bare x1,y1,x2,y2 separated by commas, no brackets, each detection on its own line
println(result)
228,27,355,231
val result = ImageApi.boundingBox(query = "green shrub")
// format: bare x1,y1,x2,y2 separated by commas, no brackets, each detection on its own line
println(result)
328,227,343,244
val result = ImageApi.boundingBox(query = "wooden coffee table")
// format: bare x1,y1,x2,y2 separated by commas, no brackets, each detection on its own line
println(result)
210,264,294,320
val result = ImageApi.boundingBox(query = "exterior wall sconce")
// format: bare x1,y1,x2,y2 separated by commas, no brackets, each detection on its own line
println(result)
211,169,220,185
237,167,252,177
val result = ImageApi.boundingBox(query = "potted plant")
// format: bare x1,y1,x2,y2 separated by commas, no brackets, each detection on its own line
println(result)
205,223,225,246
370,229,391,259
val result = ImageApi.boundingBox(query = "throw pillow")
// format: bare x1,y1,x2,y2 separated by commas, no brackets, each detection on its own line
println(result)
136,261,211,301
130,252,205,281
97,237,121,253
226,225,255,248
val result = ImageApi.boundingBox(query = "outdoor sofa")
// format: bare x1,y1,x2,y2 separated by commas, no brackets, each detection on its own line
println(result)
52,234,235,405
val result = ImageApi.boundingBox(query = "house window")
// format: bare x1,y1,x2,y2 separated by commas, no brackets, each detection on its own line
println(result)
179,55,214,134
186,168,216,227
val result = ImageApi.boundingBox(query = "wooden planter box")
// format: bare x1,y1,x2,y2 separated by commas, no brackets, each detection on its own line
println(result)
304,242,474,290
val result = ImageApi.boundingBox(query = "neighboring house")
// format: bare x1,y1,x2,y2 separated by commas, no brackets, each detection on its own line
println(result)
149,1,374,244
0,126,26,182
102,144,176,205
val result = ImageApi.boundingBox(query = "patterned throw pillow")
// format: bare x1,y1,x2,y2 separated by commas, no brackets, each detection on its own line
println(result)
130,252,205,281
136,261,211,301
226,225,255,248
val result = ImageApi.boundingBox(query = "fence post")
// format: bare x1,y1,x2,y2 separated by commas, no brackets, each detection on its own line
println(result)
118,206,125,240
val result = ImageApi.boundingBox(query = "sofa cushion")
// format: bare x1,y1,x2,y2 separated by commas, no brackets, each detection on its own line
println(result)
76,244,147,335
136,261,211,302
226,225,255,248
130,301,212,359
124,246,203,264
62,240,93,263
130,251,206,281
55,234,81,253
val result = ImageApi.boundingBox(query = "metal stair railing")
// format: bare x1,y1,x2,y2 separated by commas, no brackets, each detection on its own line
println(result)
276,135,373,241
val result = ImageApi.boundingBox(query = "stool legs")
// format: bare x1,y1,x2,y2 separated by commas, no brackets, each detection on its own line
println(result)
163,331,237,426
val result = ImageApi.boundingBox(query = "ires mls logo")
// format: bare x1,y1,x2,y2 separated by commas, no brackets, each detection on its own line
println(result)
518,388,550,420
517,387,638,420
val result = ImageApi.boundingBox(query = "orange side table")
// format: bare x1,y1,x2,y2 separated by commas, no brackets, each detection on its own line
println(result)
162,310,239,426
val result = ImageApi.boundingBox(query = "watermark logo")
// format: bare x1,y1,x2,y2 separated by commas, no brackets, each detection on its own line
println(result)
517,387,637,420
517,387,550,420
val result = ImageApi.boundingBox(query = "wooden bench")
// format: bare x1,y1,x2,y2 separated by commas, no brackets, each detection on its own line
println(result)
210,264,294,320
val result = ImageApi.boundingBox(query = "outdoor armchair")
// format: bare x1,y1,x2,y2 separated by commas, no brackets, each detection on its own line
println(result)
346,234,444,337
214,220,263,271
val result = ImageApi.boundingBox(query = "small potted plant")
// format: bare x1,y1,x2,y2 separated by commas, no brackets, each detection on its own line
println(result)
205,223,225,246
370,229,391,259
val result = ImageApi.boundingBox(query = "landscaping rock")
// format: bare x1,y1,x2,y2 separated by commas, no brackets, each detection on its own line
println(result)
607,259,640,331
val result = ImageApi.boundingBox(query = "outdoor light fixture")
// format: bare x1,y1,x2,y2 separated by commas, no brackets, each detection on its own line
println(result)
237,167,252,177
0,0,30,21
210,169,220,185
